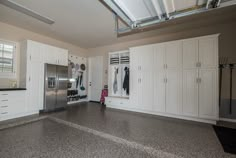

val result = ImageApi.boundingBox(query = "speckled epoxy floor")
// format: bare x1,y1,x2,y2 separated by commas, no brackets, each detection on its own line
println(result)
0,102,235,158
0,119,157,158
50,102,235,158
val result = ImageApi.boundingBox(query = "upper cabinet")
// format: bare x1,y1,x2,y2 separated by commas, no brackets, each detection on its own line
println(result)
199,37,218,68
183,39,198,69
44,45,68,66
165,41,182,69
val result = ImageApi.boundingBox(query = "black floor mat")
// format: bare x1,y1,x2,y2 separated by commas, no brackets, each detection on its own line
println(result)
213,126,236,154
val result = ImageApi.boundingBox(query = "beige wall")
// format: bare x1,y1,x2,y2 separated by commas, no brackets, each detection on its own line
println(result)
0,21,87,88
87,21,236,99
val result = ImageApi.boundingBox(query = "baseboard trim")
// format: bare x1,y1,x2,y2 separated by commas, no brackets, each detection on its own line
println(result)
219,118,236,123
106,104,217,125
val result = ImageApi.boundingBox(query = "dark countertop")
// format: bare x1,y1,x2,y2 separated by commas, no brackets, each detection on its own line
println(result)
0,88,27,91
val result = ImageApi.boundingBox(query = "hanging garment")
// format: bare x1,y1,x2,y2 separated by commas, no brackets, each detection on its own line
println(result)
113,68,118,94
123,67,129,95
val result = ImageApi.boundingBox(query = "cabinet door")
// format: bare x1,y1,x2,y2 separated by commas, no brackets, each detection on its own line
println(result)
27,62,42,112
139,45,153,71
28,41,44,62
138,72,153,111
182,39,199,117
153,71,166,112
166,41,182,69
130,45,153,71
57,48,68,66
153,43,165,69
166,70,182,115
44,45,57,64
183,70,198,117
199,37,217,68
199,69,218,119
130,48,140,72
183,39,198,69
129,70,141,106
153,43,166,112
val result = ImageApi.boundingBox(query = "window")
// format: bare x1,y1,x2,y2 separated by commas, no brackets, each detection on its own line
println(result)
0,40,16,78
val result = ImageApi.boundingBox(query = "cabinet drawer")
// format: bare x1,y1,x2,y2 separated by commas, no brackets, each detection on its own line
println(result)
0,91,26,100
105,97,129,106
0,99,26,116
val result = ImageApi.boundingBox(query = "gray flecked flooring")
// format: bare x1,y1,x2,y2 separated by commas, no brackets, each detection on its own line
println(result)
51,102,236,158
0,119,157,158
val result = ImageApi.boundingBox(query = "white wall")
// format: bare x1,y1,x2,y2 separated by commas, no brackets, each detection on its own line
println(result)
0,21,88,88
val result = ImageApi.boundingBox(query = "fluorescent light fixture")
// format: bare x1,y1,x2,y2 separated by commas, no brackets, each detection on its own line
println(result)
0,0,55,24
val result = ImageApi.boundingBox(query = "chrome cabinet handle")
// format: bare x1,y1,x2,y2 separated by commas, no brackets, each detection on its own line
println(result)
199,78,202,83
1,112,8,114
196,62,202,68
196,78,202,83
1,100,8,102
1,106,8,108
1,94,8,95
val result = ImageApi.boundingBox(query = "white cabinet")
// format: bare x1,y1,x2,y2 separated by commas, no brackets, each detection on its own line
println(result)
199,69,218,119
166,41,182,69
182,39,199,117
165,41,182,115
44,45,57,65
182,70,199,117
139,72,153,110
182,36,218,119
166,69,182,115
153,44,166,113
44,45,68,66
199,37,217,68
57,48,68,66
27,62,44,111
108,34,219,124
20,40,69,114
0,91,27,121
129,46,154,110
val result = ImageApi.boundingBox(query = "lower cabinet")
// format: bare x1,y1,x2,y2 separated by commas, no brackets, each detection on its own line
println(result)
105,97,130,108
199,69,218,119
165,69,182,115
0,91,27,121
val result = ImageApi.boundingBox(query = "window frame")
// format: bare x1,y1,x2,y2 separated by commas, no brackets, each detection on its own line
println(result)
0,39,17,79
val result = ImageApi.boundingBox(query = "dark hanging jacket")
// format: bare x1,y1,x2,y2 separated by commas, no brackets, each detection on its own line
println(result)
123,68,129,95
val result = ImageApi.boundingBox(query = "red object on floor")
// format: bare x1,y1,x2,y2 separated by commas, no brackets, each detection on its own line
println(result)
100,89,108,104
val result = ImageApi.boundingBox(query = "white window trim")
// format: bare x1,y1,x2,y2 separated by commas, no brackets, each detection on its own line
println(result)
0,39,17,79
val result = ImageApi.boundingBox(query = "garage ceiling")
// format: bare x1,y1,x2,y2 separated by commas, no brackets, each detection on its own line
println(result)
101,0,236,35
0,0,235,48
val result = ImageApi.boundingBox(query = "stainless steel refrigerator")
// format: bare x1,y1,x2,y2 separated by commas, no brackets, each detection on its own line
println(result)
44,64,68,111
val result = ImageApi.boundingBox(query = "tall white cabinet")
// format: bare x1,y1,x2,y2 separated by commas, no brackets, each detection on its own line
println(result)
106,34,219,124
20,40,68,113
